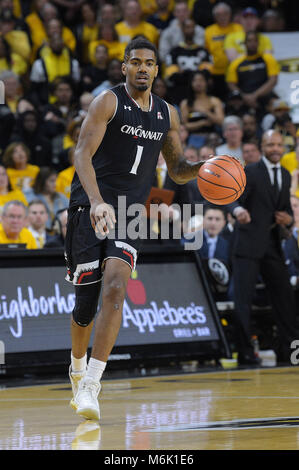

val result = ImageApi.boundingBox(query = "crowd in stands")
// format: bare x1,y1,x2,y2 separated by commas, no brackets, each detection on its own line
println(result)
0,0,298,316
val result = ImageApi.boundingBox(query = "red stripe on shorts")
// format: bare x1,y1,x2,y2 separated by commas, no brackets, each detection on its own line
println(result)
77,271,93,284
122,250,133,269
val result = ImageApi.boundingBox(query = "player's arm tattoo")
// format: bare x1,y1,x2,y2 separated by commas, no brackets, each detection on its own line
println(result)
162,132,204,185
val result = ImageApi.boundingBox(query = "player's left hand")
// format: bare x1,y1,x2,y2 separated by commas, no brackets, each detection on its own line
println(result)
91,202,116,236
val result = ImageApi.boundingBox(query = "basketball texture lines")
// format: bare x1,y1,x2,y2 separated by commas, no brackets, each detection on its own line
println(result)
197,155,246,204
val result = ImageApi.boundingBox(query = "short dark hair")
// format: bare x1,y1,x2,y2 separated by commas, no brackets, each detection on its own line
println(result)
124,38,158,63
243,139,260,149
51,75,74,94
28,199,48,211
203,203,227,219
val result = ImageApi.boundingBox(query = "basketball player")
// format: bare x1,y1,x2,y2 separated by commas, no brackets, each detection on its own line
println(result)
66,38,205,420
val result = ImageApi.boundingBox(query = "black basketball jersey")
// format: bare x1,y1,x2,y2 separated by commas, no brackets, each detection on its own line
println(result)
70,84,171,209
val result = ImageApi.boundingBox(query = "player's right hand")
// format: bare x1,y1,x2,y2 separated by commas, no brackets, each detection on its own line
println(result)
90,202,116,236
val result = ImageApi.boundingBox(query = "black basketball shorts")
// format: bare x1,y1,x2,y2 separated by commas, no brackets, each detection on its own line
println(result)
65,206,140,286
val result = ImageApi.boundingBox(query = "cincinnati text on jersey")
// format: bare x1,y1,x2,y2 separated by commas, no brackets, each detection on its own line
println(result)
121,125,164,141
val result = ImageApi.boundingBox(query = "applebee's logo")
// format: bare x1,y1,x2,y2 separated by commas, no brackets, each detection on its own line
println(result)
126,270,146,305
124,272,208,333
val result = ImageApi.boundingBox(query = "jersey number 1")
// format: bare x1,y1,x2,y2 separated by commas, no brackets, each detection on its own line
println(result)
130,145,144,175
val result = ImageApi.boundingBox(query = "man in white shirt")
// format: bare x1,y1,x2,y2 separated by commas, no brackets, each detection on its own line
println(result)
27,200,53,248
216,115,244,164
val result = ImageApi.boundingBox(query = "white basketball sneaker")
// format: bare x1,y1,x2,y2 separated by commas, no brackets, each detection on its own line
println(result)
69,366,86,411
73,377,101,421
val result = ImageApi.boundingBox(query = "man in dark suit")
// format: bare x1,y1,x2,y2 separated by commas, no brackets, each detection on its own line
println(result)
229,130,298,365
200,204,230,265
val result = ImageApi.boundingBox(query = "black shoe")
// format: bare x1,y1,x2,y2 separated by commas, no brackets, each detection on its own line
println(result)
238,353,262,366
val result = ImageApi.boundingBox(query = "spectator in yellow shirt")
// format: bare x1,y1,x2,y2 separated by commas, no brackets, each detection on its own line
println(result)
281,131,299,173
88,23,126,64
226,31,279,112
224,8,273,63
281,133,299,198
56,147,75,199
45,17,76,53
0,165,28,215
115,0,159,46
26,1,76,62
0,200,37,248
204,2,243,98
30,34,80,104
0,36,27,77
2,142,40,192
0,9,32,64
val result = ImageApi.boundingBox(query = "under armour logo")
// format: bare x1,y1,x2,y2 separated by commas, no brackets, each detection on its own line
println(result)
124,105,132,111
157,112,163,119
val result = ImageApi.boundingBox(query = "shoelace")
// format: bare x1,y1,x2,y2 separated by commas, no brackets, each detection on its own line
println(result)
80,380,100,398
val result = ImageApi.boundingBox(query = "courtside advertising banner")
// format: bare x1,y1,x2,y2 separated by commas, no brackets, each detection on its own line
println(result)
0,262,219,354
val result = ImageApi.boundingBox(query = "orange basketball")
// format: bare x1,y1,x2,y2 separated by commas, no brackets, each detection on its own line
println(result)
197,155,246,205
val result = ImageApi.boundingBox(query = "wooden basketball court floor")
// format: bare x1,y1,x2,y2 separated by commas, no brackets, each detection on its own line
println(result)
1,366,299,450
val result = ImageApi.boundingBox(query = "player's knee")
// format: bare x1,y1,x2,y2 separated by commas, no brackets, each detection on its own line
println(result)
102,277,127,305
72,284,100,327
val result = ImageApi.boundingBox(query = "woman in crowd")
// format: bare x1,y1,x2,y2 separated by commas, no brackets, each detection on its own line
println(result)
2,142,40,191
180,70,224,148
23,167,69,230
0,165,28,215
0,35,27,77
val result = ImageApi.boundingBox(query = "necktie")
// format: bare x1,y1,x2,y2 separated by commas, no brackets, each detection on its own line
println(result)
156,167,163,189
38,235,44,248
207,238,216,258
272,166,279,205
